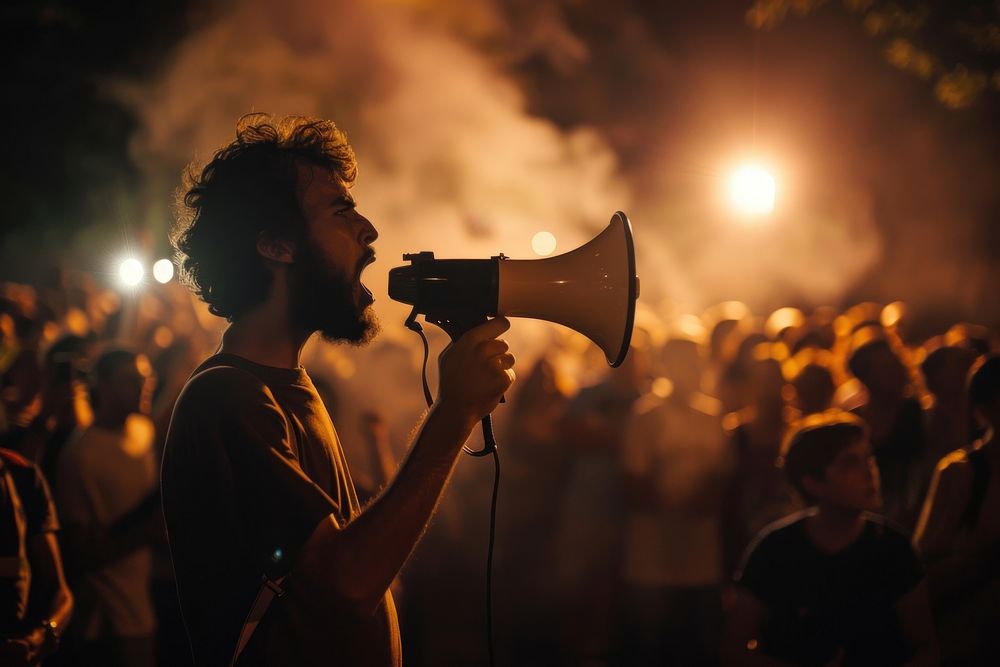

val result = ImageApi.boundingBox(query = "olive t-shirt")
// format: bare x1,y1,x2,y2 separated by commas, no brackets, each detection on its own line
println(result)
162,354,401,666
735,510,922,667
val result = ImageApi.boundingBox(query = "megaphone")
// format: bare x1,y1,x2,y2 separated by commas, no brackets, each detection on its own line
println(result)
388,211,639,367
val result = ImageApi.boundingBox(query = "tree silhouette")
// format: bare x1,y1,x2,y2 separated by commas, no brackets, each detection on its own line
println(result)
746,0,1000,108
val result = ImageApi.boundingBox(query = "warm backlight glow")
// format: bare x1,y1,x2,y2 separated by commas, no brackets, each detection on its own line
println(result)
153,258,175,283
728,164,776,216
119,259,144,287
531,231,557,256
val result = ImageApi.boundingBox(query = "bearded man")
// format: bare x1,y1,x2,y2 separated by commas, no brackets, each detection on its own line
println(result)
161,115,515,666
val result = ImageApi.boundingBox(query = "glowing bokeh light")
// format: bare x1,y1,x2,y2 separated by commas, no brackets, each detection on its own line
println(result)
119,259,144,287
531,231,557,256
727,164,776,216
153,258,175,284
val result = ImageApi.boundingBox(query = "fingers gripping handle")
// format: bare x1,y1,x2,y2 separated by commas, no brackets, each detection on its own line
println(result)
424,312,502,457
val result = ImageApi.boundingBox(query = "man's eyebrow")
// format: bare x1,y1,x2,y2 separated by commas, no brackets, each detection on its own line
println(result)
332,194,356,208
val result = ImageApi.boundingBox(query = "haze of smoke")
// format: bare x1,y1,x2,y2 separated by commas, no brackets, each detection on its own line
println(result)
113,0,628,467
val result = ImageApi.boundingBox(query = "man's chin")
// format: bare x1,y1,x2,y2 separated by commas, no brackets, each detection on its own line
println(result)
317,306,381,346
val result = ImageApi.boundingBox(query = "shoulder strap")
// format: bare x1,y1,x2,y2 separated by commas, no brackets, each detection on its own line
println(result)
961,446,990,529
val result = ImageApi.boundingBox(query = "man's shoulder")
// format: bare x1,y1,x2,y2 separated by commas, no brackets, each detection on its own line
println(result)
748,510,811,554
165,361,293,462
737,511,810,588
175,362,276,414
186,360,268,391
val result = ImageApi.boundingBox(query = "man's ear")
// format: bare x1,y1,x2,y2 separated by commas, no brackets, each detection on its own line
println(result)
256,232,295,264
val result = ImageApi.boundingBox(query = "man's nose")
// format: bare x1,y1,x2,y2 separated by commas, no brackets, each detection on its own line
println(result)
359,214,378,244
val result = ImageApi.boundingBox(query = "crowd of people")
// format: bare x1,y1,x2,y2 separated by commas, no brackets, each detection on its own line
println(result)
1,268,997,666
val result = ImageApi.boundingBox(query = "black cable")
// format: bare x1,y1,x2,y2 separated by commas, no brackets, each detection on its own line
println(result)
405,308,501,667
485,445,500,667
404,307,434,407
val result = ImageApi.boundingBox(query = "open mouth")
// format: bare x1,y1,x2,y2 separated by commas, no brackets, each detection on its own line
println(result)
358,252,376,304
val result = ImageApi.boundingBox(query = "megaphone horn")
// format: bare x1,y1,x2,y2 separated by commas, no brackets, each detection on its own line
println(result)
388,211,640,367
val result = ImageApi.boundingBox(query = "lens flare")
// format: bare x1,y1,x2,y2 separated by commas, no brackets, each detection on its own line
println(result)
153,258,175,284
119,259,145,287
728,164,776,216
531,231,557,256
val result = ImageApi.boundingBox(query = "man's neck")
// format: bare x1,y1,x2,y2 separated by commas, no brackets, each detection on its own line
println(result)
218,290,312,369
805,504,866,554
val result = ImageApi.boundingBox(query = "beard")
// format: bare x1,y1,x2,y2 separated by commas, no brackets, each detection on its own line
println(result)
289,244,380,345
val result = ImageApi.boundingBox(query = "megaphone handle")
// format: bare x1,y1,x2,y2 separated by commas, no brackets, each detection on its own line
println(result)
431,314,507,406
464,414,498,457
420,312,502,456
432,312,486,343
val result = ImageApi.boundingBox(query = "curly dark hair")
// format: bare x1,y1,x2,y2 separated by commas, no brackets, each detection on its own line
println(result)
171,113,358,320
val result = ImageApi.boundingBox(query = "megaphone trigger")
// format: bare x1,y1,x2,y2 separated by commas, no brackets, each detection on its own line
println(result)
424,311,490,344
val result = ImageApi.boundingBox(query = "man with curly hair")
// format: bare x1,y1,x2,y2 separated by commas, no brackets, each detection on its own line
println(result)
161,114,515,666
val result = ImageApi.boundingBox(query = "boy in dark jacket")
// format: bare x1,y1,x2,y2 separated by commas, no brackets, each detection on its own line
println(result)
723,410,938,667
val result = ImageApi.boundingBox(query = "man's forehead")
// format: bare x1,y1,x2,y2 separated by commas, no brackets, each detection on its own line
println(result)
297,162,350,197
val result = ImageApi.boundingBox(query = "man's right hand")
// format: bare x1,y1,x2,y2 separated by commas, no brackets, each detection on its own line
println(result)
436,316,515,428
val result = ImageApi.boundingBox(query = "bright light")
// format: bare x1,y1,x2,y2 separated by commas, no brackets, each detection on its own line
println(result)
728,164,776,216
153,259,174,284
119,259,144,287
531,231,557,256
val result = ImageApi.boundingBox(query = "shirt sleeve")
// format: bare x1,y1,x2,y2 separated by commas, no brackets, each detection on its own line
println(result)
175,367,339,576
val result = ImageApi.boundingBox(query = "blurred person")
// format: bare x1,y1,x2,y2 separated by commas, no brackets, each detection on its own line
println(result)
0,300,45,452
701,303,750,410
847,326,926,530
716,331,770,416
56,348,161,667
25,335,95,489
551,333,648,665
149,339,198,458
615,336,730,666
161,114,514,667
788,307,838,355
350,411,393,503
764,307,805,351
721,350,801,576
146,339,200,667
723,411,938,667
0,447,73,666
492,356,572,664
920,340,977,484
914,354,1000,665
945,323,1000,359
786,349,836,417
